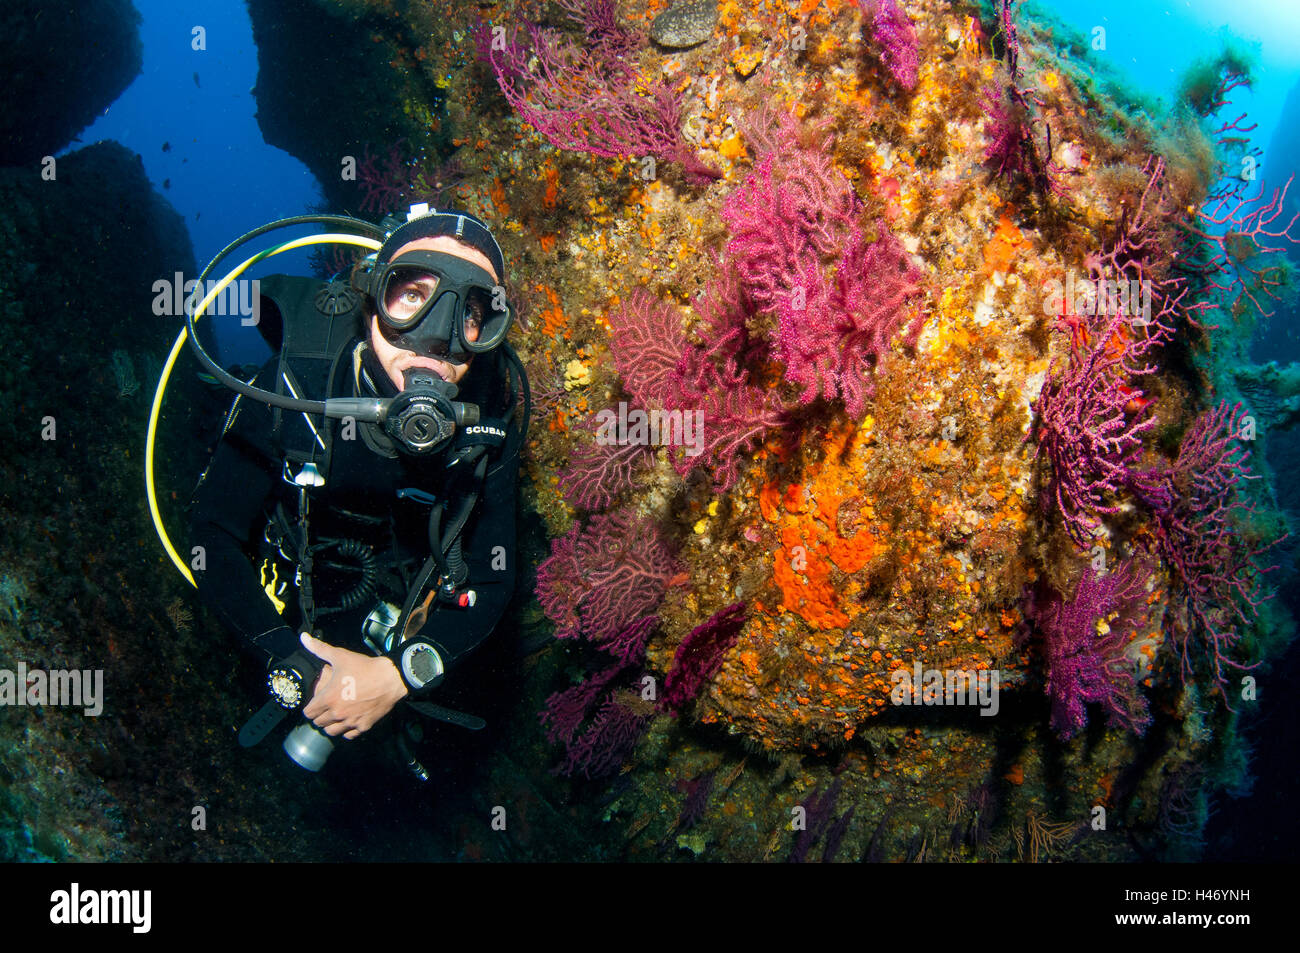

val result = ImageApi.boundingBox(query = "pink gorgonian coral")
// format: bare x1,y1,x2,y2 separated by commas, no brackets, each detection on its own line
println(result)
557,431,653,512
540,660,627,746
475,19,719,183
1087,156,1214,334
1133,402,1282,699
535,507,677,646
553,696,648,779
719,144,857,313
608,290,687,407
859,0,920,91
1031,308,1158,548
1026,560,1154,739
774,225,924,418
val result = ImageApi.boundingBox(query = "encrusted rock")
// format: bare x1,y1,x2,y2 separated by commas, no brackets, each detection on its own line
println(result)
650,1,718,50
730,42,763,78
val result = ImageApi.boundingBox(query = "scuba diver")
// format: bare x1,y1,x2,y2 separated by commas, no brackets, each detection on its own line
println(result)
183,205,527,775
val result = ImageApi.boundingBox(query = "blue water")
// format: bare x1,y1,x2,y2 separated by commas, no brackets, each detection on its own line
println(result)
1047,0,1300,136
68,0,322,365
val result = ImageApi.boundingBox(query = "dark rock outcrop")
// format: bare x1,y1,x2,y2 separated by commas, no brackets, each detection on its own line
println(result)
0,0,143,165
246,0,445,212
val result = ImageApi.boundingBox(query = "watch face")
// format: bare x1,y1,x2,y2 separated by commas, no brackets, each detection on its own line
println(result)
405,644,441,686
268,669,302,707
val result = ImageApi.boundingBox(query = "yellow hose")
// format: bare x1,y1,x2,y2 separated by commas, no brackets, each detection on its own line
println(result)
146,233,381,587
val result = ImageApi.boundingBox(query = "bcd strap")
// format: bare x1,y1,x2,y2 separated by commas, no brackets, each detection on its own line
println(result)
258,274,363,473
453,417,510,452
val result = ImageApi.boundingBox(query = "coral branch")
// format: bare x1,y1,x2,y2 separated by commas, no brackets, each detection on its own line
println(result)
1031,308,1158,548
608,290,687,406
775,225,924,418
859,0,920,91
1026,560,1154,739
1133,402,1283,698
535,507,677,645
1181,175,1300,318
553,696,648,778
540,660,627,746
662,601,747,712
476,19,718,182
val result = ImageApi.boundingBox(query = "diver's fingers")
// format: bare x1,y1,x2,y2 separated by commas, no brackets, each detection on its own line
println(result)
299,632,337,663
302,664,334,719
322,719,350,737
344,728,361,740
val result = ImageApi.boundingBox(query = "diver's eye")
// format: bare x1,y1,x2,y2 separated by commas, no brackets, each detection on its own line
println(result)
385,273,438,321
463,301,484,342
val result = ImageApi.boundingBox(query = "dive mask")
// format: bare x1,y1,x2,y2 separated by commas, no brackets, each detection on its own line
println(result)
353,249,512,360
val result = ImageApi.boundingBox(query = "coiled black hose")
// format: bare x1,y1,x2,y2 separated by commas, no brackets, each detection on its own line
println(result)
315,538,379,613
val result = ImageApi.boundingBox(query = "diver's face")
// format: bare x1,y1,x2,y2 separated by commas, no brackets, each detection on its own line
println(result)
368,236,499,391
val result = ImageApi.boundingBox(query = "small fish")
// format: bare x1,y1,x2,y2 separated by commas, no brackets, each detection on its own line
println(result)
163,178,171,189
193,72,200,88
161,141,171,152
1116,383,1154,414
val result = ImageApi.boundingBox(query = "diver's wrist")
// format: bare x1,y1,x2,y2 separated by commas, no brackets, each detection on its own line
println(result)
250,624,300,661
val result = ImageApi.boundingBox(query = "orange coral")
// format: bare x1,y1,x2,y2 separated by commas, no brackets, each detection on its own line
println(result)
983,213,1024,273
488,177,510,216
536,285,569,340
541,163,560,209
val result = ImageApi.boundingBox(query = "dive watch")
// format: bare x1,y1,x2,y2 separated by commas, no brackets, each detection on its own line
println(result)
400,641,445,693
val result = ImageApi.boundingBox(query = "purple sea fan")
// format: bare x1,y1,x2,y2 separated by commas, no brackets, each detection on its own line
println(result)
554,695,648,779
355,142,427,216
671,261,766,403
554,0,645,63
977,0,1064,199
787,778,844,863
775,225,924,418
668,384,788,492
661,602,748,713
1030,310,1158,548
1027,560,1154,739
1134,402,1282,697
859,0,920,91
540,660,627,746
677,770,717,831
604,614,659,666
535,507,678,645
822,806,856,863
557,412,654,511
1088,156,1210,335
720,147,858,314
607,290,687,407
476,20,719,183
979,82,1063,198
979,83,1032,181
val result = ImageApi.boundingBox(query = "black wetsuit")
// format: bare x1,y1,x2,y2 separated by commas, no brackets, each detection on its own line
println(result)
189,312,520,692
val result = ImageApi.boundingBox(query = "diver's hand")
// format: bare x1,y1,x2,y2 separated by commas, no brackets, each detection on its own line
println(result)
299,633,408,740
